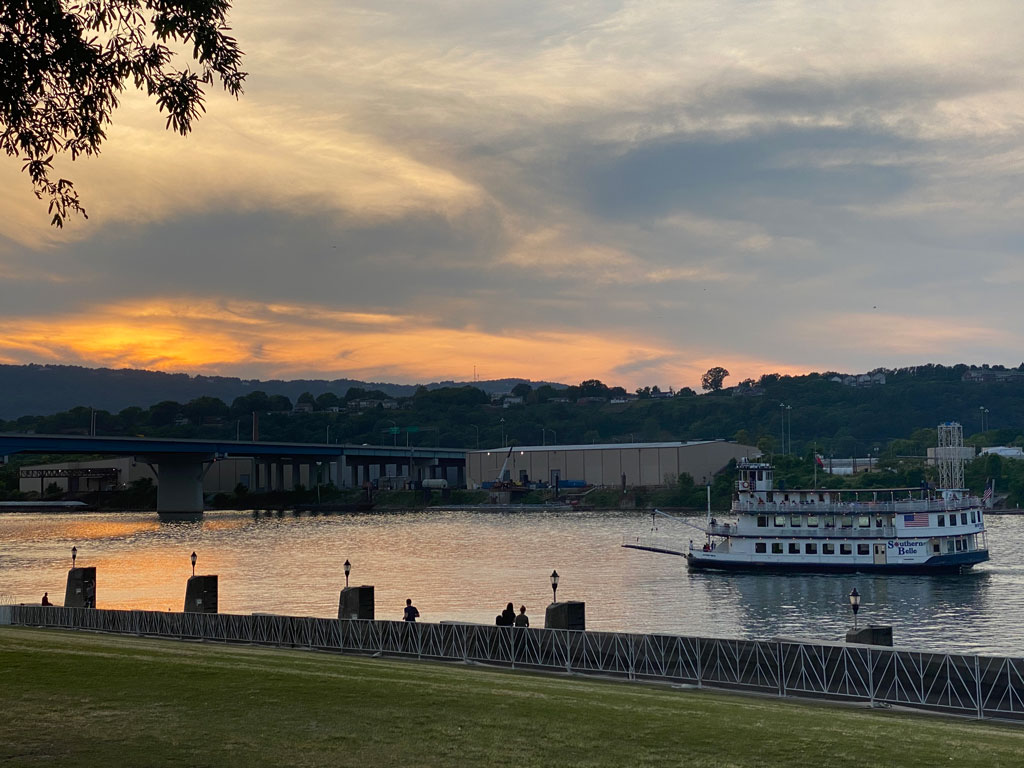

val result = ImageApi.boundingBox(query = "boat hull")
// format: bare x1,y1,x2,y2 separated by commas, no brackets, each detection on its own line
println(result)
686,550,989,575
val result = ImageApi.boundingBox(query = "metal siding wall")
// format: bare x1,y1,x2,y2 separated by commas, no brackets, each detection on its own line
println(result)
622,448,641,486
530,451,551,483
640,449,661,485
567,451,585,483
601,450,623,487
659,448,679,485
583,450,603,484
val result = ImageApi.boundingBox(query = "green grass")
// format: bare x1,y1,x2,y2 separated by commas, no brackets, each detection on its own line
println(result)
1,627,1022,767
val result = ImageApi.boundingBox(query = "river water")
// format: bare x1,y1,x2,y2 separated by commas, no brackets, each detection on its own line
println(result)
2,509,1023,656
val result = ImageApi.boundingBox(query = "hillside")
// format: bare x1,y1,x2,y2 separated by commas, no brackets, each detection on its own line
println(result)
0,364,563,420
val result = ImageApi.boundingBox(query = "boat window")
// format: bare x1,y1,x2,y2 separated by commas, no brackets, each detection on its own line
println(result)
955,538,964,552
933,542,940,553
818,493,825,502
757,515,768,527
788,543,800,554
823,516,835,528
755,542,767,554
970,511,976,524
858,543,869,555
805,542,817,554
822,543,835,555
840,516,853,529
774,515,786,527
858,515,870,528
807,515,818,527
947,540,955,553
960,513,968,525
840,543,852,555
771,542,783,554
875,517,883,528
937,515,945,527
790,516,801,527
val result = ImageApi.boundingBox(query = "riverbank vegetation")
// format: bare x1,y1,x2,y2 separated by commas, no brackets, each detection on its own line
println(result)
2,627,1023,767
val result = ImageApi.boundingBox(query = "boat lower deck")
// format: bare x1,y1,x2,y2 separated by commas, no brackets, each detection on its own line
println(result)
685,550,989,574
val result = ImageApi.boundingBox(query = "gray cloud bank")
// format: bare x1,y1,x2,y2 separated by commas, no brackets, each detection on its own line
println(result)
3,1,1024,385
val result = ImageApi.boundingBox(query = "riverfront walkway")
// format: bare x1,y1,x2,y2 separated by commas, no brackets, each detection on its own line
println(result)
2,626,1022,767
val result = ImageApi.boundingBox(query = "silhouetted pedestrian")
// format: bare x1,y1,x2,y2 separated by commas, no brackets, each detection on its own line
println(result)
41,592,52,606
403,598,419,622
498,601,515,626
514,605,529,627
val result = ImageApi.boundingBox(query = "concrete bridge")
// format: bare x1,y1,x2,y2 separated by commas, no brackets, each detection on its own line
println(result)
0,434,466,514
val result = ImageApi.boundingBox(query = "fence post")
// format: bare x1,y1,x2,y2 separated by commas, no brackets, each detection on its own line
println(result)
777,641,784,697
696,637,702,689
868,647,874,707
564,630,571,674
975,655,983,720
629,634,635,681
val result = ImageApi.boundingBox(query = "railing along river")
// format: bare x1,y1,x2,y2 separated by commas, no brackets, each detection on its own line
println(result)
4,605,1024,722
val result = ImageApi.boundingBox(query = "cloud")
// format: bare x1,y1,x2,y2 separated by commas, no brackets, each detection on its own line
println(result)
4,1,1024,391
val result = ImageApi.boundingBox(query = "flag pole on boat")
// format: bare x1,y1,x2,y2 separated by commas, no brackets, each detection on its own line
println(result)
706,484,712,548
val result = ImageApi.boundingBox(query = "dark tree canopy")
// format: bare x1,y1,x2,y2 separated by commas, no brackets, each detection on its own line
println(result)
701,366,730,392
1,1,245,226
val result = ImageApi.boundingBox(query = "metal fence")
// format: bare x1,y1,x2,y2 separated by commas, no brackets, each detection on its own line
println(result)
8,605,1024,722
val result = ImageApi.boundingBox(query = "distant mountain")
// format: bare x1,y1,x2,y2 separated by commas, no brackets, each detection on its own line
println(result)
0,364,567,419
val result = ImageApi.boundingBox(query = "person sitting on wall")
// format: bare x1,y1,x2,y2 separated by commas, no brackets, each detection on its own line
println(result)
497,602,516,626
514,606,529,627
41,592,52,606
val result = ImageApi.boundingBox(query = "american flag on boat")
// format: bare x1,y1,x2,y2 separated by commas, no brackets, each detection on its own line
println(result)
903,513,929,528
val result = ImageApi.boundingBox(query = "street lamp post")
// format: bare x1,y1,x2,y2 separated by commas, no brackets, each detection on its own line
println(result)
191,551,197,577
471,424,479,449
849,587,861,631
786,405,792,455
550,569,559,604
386,420,397,446
500,418,506,448
71,546,77,568
344,559,351,589
779,403,786,455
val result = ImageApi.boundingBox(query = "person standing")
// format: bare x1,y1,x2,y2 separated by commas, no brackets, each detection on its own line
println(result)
403,598,419,622
514,605,529,627
499,602,516,626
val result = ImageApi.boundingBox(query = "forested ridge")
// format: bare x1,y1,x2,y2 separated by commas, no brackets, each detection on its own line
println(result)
3,363,1023,454
5,363,1024,505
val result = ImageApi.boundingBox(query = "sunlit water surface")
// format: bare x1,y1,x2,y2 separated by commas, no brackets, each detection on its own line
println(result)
2,510,1023,656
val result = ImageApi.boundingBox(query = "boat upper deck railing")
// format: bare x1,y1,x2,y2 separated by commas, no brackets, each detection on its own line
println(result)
708,523,901,538
732,496,981,515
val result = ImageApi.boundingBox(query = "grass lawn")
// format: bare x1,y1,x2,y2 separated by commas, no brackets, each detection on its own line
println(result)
1,626,1022,767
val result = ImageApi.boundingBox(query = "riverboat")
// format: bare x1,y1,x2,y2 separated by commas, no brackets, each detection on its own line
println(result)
625,457,989,574
695,459,989,573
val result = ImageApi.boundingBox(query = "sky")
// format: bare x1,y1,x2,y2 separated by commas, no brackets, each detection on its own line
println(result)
3,1,1024,392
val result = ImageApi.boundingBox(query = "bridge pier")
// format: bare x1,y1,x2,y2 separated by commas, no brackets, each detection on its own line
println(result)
148,454,211,514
